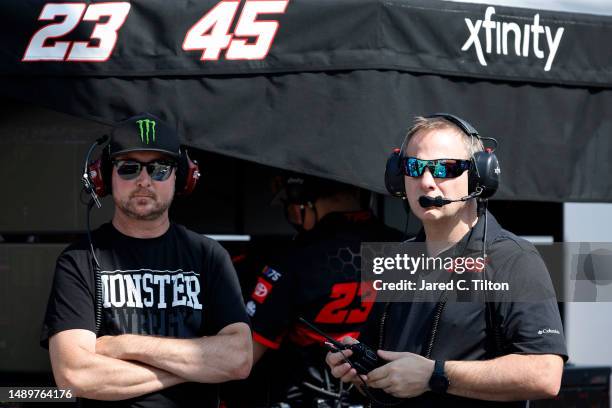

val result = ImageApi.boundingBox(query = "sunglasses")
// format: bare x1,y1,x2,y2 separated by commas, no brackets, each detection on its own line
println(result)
404,157,471,178
113,159,176,181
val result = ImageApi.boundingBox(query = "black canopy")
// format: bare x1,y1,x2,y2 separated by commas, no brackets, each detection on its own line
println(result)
2,0,611,201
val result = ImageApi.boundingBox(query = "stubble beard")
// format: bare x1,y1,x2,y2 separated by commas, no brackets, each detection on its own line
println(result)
116,189,173,221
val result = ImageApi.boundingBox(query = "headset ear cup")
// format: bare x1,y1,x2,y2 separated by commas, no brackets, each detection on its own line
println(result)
87,149,112,197
469,151,500,199
385,149,406,197
88,159,106,197
468,158,479,196
175,150,200,196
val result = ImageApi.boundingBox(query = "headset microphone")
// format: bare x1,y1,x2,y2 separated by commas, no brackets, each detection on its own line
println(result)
418,188,483,208
419,195,450,208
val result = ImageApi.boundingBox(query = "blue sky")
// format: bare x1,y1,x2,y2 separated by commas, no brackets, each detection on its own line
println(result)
446,0,612,16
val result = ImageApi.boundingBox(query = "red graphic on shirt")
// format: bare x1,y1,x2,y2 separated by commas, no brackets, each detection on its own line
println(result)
252,277,273,304
315,281,376,324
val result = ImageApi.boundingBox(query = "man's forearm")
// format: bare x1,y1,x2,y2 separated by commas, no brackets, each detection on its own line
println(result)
445,354,563,401
53,350,184,400
100,323,252,383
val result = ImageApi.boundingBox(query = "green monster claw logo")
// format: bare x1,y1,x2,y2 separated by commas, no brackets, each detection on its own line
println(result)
136,119,156,144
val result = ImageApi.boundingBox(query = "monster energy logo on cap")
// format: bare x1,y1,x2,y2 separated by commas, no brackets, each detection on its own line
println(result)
109,113,180,158
136,119,156,144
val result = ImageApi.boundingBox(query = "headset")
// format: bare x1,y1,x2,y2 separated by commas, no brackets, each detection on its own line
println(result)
278,173,360,234
85,140,200,199
384,113,500,200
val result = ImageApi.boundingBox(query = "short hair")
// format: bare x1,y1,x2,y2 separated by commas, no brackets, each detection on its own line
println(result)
402,116,484,158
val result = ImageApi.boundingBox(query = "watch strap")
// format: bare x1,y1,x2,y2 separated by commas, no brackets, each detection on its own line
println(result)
429,359,450,394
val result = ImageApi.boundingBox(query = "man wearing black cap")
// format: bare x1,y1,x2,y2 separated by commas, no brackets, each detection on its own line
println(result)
41,113,252,407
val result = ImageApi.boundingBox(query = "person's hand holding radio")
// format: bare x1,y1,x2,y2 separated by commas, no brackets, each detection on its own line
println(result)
325,336,367,387
366,350,434,398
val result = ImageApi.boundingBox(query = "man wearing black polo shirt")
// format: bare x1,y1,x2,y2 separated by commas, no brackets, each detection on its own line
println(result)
326,115,567,407
41,113,252,407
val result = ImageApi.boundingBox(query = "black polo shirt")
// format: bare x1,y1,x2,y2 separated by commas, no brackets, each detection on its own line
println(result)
360,210,568,407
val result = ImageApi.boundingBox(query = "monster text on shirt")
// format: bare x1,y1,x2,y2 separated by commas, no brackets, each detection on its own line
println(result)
101,269,202,309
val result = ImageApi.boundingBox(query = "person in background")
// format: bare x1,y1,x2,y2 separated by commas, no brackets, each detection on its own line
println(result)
229,172,404,407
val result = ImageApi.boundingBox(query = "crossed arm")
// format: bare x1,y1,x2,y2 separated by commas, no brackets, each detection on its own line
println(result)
326,338,563,401
49,322,252,400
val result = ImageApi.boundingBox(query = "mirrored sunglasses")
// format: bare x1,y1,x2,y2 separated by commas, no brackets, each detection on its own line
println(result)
113,159,176,181
404,157,471,178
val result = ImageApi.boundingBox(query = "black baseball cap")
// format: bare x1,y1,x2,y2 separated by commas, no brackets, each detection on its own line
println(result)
108,113,180,159
271,172,349,205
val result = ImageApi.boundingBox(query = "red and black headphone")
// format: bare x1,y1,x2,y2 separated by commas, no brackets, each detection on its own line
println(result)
84,136,200,199
384,113,500,199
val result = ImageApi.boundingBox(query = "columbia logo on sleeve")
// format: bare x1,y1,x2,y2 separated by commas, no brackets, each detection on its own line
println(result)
538,328,561,335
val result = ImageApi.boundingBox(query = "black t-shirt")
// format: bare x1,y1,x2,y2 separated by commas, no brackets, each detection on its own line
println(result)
245,211,404,402
41,223,249,408
360,211,568,408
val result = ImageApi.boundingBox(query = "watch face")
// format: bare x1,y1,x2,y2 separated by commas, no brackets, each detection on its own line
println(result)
430,375,449,392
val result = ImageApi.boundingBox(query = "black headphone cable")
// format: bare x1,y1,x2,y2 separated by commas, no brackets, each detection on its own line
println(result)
86,198,103,334
82,135,108,335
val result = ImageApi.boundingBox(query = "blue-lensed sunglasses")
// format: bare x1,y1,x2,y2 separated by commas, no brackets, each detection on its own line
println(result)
404,157,471,178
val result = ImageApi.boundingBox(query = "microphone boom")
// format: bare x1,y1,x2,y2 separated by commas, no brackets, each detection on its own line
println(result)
418,189,483,208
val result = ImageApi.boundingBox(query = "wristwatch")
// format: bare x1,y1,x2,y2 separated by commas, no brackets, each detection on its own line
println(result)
428,360,450,394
